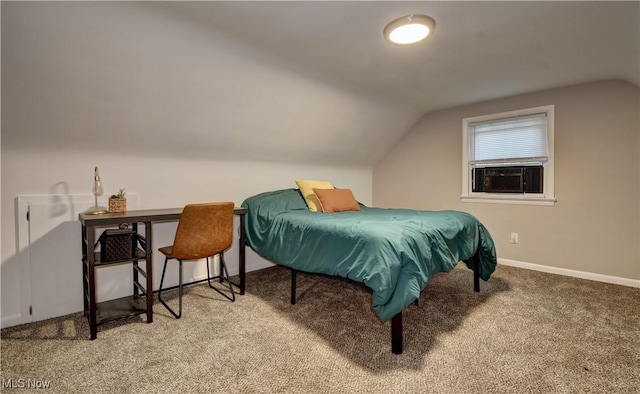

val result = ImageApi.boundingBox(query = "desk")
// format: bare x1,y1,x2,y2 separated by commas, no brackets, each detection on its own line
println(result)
79,207,248,339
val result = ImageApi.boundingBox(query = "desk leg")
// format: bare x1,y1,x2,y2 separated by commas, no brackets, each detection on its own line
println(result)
239,214,246,295
145,221,153,323
86,226,97,340
81,224,89,316
132,222,139,297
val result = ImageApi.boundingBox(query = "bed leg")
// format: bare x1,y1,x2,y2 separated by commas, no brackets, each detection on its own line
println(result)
391,312,403,355
473,252,480,292
290,269,297,305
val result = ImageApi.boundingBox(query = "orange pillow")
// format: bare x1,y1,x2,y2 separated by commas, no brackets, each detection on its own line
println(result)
312,188,361,213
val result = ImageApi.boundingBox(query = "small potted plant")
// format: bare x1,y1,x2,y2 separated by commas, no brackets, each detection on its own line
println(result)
108,188,127,213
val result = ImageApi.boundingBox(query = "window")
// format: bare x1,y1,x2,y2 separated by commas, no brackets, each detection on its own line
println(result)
461,105,556,205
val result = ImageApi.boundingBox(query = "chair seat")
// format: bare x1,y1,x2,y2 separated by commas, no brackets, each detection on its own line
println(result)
158,246,173,257
159,245,216,260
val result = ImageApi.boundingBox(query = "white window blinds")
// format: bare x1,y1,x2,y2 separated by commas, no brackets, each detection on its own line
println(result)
469,113,548,165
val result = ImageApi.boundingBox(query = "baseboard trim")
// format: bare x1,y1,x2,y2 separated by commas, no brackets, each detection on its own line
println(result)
498,258,640,288
1,313,28,330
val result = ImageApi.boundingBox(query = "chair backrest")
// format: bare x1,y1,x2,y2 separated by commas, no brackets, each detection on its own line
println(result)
170,202,234,260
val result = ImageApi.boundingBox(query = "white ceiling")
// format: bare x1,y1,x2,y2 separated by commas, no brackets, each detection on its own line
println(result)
156,1,639,114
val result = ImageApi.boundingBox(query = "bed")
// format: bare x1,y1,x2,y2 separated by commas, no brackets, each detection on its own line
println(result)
241,188,497,354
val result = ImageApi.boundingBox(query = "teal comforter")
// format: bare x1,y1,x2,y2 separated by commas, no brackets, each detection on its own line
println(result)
241,189,497,322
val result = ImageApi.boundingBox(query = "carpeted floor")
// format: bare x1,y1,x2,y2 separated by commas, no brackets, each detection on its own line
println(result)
1,263,639,393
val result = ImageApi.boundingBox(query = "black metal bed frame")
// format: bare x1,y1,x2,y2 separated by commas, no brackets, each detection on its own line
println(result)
288,247,482,355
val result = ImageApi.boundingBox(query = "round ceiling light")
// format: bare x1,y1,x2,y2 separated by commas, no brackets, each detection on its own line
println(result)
384,14,436,45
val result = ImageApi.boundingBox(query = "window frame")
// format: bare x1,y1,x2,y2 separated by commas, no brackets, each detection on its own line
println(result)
461,105,556,206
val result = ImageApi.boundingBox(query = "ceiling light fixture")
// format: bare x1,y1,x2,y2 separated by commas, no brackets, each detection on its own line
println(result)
384,14,436,45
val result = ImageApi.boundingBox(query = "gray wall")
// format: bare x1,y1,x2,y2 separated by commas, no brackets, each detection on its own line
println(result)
374,80,640,280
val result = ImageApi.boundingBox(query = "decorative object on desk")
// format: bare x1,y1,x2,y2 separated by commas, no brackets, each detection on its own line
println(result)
108,188,127,213
95,225,138,262
85,166,108,215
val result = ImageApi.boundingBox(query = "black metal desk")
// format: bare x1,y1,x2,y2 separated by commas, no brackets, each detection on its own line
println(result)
79,207,248,339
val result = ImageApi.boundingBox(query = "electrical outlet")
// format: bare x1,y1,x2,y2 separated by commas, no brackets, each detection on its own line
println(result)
510,232,519,244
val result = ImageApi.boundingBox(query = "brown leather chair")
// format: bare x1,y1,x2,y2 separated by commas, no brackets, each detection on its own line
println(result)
158,202,235,319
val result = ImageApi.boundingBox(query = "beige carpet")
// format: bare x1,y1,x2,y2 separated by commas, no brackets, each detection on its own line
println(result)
1,264,639,393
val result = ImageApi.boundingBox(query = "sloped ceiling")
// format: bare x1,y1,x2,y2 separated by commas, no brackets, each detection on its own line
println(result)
156,1,640,109
2,1,638,167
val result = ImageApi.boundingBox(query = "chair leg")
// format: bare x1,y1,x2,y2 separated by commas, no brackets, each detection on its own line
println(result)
206,253,235,302
158,257,183,319
220,253,236,302
206,256,215,288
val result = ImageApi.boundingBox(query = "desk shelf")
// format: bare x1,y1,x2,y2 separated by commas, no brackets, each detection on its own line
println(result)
92,249,147,267
82,247,151,325
79,218,155,340
96,295,148,325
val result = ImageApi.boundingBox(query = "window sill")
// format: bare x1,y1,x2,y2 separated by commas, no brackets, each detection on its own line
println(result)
460,194,557,206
